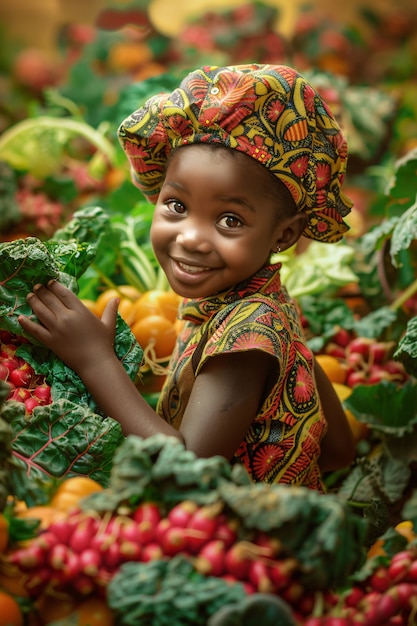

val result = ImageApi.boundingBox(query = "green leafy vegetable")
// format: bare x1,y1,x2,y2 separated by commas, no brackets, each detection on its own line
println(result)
207,593,296,626
0,236,95,338
343,379,417,435
10,398,123,487
394,316,417,376
107,555,247,626
278,241,358,298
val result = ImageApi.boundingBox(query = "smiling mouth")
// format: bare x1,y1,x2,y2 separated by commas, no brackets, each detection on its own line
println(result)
178,261,211,274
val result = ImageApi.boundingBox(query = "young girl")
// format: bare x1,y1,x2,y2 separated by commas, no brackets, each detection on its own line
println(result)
19,64,355,492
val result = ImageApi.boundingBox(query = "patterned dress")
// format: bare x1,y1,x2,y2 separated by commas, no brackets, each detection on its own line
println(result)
157,263,327,492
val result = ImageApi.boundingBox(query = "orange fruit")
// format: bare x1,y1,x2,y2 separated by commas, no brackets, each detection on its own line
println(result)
117,298,137,326
95,286,141,317
332,382,370,443
395,520,416,543
0,590,24,626
316,354,347,384
50,476,103,511
131,290,181,325
131,314,178,359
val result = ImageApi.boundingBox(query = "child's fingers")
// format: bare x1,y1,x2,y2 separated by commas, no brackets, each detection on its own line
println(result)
18,313,50,343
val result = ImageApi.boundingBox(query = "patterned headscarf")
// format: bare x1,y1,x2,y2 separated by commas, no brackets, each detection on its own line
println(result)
118,64,353,243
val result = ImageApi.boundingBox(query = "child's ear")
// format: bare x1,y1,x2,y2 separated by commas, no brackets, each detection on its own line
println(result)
274,213,307,253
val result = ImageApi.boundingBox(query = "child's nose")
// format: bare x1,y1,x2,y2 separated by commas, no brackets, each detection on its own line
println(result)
176,226,211,253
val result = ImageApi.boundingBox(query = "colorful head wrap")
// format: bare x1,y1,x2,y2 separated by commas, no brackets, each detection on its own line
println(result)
118,64,353,243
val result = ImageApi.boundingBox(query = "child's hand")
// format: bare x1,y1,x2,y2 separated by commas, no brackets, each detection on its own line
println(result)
18,281,119,374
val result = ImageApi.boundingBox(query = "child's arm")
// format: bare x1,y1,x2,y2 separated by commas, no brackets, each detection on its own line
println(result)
314,359,356,473
18,281,271,459
18,281,181,440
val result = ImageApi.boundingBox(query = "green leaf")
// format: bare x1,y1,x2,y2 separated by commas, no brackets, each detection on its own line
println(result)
386,148,417,204
11,398,124,486
394,315,417,376
0,237,95,338
390,202,417,268
352,306,398,338
0,116,115,177
343,380,417,435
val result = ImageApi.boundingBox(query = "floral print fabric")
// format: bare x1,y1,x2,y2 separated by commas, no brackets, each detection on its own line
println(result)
118,64,352,243
157,264,327,491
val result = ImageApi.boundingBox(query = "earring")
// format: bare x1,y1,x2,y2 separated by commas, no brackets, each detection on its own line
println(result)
275,245,281,254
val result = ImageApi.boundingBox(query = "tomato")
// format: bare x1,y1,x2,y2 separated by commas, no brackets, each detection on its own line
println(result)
131,290,181,325
131,314,178,359
0,590,24,626
75,597,114,626
316,354,347,384
50,477,103,511
332,383,370,443
0,514,9,553
95,286,141,317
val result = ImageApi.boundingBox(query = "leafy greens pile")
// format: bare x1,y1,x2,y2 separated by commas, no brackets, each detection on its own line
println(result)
0,223,143,491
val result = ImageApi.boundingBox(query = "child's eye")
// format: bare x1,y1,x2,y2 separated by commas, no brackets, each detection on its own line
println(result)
166,199,186,214
219,215,242,228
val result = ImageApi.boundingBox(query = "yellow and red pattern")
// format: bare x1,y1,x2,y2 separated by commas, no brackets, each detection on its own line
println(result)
157,264,327,492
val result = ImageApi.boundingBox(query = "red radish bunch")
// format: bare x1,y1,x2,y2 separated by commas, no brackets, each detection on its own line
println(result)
323,330,408,388
301,546,417,625
0,330,52,413
8,500,305,610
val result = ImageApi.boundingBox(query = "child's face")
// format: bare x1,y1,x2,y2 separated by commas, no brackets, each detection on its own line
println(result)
150,144,292,299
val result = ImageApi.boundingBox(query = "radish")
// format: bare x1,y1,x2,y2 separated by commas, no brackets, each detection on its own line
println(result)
247,559,275,593
344,586,365,608
119,540,142,561
159,525,188,556
78,548,102,576
1,356,19,372
167,500,198,527
132,501,161,526
33,383,52,403
324,342,347,359
332,328,352,348
154,517,171,544
224,542,251,579
10,387,31,403
37,530,59,551
136,519,156,545
347,337,373,358
194,539,226,576
47,518,75,544
369,565,392,592
9,543,46,571
24,396,41,413
69,518,99,553
49,543,74,571
119,519,141,543
141,542,164,562
103,540,122,570
388,551,413,582
0,363,8,380
214,516,238,548
268,557,298,590
368,341,395,365
8,362,34,387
